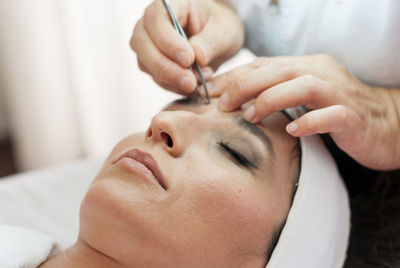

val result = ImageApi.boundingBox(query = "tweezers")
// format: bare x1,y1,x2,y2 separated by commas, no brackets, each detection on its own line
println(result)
161,0,210,104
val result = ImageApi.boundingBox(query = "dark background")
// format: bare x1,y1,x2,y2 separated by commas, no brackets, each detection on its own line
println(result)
0,137,16,177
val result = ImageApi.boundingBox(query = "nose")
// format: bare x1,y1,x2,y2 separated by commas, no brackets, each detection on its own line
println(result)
146,111,199,157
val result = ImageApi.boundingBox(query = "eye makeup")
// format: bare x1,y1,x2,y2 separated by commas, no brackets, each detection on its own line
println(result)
235,117,275,159
217,141,259,170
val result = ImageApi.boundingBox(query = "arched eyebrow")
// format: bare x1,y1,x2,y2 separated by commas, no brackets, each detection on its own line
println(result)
171,96,200,106
235,117,275,158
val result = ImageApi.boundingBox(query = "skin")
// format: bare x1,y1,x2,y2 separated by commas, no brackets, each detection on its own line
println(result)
131,0,400,171
130,0,244,94
40,99,299,267
210,55,400,171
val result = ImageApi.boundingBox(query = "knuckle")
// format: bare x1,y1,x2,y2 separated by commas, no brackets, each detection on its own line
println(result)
301,74,322,98
278,61,303,78
232,78,247,96
137,60,146,72
222,72,237,87
130,20,146,52
302,74,318,87
159,31,176,50
335,105,350,122
154,63,171,82
154,79,165,89
259,91,277,112
139,65,147,73
130,36,136,51
130,24,141,51
261,91,272,106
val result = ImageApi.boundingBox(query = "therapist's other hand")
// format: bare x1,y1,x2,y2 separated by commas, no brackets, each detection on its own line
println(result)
209,54,400,170
131,0,244,95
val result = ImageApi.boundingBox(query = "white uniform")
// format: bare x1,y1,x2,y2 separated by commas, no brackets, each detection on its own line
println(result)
226,0,400,88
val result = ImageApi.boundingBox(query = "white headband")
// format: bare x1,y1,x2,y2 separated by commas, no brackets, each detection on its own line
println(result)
267,107,350,268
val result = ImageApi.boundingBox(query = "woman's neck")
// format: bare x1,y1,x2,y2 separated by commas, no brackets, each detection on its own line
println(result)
39,239,121,268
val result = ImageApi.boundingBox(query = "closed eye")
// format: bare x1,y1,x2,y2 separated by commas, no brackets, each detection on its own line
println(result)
218,141,258,170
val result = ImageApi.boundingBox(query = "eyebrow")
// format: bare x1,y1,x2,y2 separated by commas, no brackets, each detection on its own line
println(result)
171,97,275,157
235,117,275,158
171,96,201,106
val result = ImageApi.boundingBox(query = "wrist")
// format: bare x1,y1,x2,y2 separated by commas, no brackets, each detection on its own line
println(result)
198,0,244,66
386,88,400,169
375,87,400,170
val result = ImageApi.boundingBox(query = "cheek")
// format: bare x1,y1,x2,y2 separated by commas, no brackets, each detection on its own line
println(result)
79,177,170,260
174,159,278,254
80,179,152,237
79,181,135,259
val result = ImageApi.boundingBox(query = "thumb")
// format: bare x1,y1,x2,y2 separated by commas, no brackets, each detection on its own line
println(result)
189,14,244,67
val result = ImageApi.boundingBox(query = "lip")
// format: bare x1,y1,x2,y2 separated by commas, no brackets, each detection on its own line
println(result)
113,148,168,190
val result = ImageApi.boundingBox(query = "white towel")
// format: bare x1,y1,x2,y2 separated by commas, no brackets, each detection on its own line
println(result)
0,225,61,268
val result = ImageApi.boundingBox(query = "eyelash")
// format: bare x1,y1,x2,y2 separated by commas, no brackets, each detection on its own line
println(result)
217,141,257,169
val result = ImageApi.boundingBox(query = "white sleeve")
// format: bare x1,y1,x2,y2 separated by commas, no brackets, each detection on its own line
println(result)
0,225,61,268
223,0,400,88
224,0,260,17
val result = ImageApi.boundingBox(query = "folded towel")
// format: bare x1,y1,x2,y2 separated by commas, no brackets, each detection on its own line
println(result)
0,225,60,268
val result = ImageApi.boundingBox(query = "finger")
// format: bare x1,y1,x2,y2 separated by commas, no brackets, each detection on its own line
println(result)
285,105,361,143
287,105,370,167
132,20,197,93
189,5,244,67
137,59,149,73
143,0,195,67
208,63,258,97
137,60,181,94
194,66,213,83
218,59,308,111
153,79,193,96
244,75,333,123
139,51,211,89
139,50,209,94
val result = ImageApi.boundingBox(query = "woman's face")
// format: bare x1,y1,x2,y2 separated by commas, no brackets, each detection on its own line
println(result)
79,98,299,267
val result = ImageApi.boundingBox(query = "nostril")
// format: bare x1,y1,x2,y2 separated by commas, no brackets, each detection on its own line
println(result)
146,128,152,138
161,132,173,148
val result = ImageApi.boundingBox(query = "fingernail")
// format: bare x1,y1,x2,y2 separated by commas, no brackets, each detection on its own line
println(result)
180,75,195,92
219,93,230,110
286,122,298,134
176,51,189,66
244,106,255,122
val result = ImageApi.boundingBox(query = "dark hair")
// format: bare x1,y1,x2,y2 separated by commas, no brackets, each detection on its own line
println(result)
321,134,400,267
265,132,301,263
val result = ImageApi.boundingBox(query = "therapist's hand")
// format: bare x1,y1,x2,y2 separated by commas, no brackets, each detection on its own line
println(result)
209,54,400,170
131,0,244,95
